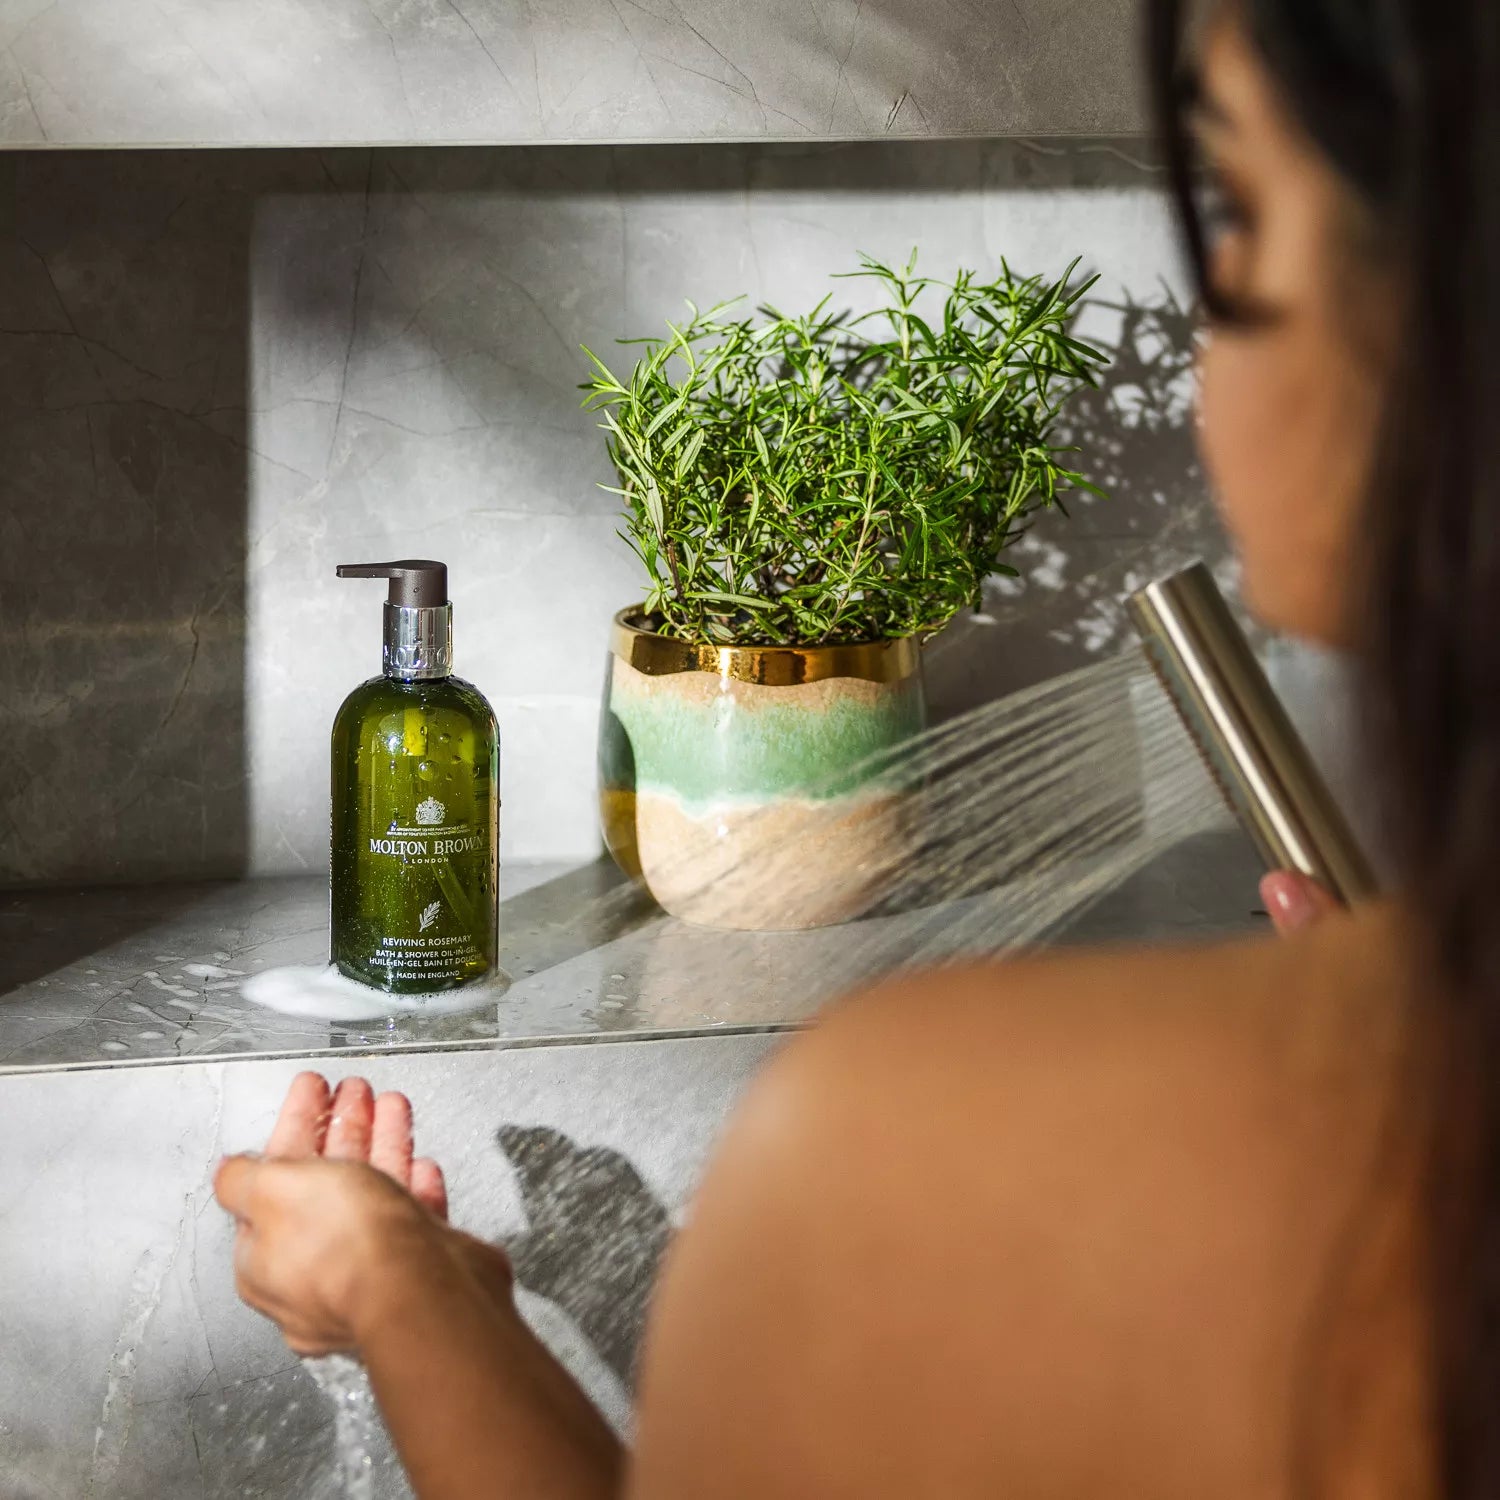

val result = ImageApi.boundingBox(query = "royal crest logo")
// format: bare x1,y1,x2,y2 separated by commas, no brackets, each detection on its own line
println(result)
415,796,446,827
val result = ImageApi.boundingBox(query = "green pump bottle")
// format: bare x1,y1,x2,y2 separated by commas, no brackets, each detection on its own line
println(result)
330,560,499,993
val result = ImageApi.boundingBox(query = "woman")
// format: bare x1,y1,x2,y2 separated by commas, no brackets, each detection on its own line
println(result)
215,2,1495,1492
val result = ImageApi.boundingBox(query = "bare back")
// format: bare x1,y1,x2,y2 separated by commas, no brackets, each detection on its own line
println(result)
629,908,1431,1499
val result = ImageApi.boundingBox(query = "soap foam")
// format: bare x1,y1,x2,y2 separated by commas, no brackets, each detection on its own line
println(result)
241,964,510,1022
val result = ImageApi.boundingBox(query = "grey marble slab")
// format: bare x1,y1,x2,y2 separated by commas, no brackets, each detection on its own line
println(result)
0,0,1147,149
0,829,1268,1073
0,1034,778,1499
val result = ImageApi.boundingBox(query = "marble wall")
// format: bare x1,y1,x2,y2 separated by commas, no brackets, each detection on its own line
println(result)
0,0,1146,147
0,152,256,887
2,138,1226,888
0,1034,777,1498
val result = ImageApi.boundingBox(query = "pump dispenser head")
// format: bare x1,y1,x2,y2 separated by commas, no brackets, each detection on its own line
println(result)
337,559,453,680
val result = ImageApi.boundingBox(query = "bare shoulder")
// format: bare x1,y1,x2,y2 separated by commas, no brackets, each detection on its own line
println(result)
630,910,1418,1500
802,904,1413,1160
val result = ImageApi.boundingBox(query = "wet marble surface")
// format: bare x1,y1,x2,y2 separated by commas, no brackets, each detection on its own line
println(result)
0,830,1268,1073
0,0,1146,148
3,139,1236,889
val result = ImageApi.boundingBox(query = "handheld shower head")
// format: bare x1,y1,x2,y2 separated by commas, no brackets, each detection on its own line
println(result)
1128,562,1377,906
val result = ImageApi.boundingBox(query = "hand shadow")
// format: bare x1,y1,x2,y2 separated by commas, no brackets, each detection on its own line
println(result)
496,1124,674,1388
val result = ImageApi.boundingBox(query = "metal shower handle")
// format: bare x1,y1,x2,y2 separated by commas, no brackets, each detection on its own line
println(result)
1127,562,1377,906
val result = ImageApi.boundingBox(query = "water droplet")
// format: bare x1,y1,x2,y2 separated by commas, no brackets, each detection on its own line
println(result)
417,760,438,782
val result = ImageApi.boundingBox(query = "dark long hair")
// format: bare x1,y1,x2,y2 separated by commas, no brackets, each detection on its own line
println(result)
1149,0,1500,1491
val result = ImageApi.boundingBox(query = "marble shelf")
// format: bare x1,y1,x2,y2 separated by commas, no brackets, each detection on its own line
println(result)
0,830,1267,1075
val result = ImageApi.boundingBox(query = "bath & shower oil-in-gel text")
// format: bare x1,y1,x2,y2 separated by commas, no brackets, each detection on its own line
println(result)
330,560,499,993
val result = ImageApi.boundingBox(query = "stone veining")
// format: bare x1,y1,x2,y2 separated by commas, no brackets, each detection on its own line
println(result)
0,0,1146,146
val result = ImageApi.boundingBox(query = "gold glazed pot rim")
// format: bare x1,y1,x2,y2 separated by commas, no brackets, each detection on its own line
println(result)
610,607,922,686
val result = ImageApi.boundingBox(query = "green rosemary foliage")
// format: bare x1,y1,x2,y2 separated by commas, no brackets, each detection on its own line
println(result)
582,254,1107,647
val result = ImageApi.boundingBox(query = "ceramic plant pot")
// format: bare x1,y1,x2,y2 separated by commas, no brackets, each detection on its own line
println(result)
598,609,926,930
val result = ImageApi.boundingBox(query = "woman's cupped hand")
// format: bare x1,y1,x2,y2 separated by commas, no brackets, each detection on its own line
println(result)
214,1073,506,1357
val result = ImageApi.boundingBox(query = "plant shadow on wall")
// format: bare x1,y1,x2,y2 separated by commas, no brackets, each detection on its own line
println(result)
922,288,1222,715
496,1124,673,1387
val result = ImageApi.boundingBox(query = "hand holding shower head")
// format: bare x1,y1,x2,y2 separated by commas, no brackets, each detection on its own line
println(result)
1128,562,1377,906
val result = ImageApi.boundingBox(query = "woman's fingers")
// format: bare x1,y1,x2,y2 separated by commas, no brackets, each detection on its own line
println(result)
258,1076,446,1226
1260,870,1339,935
369,1092,447,1218
214,1153,264,1222
411,1158,449,1220
264,1072,332,1158
369,1092,415,1185
323,1077,375,1161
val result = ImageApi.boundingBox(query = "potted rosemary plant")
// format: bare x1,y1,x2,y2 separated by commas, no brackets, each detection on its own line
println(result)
584,255,1106,929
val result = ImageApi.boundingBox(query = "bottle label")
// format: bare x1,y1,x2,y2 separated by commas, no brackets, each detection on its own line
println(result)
365,794,484,862
366,830,486,861
365,801,492,984
331,704,500,994
368,930,488,986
